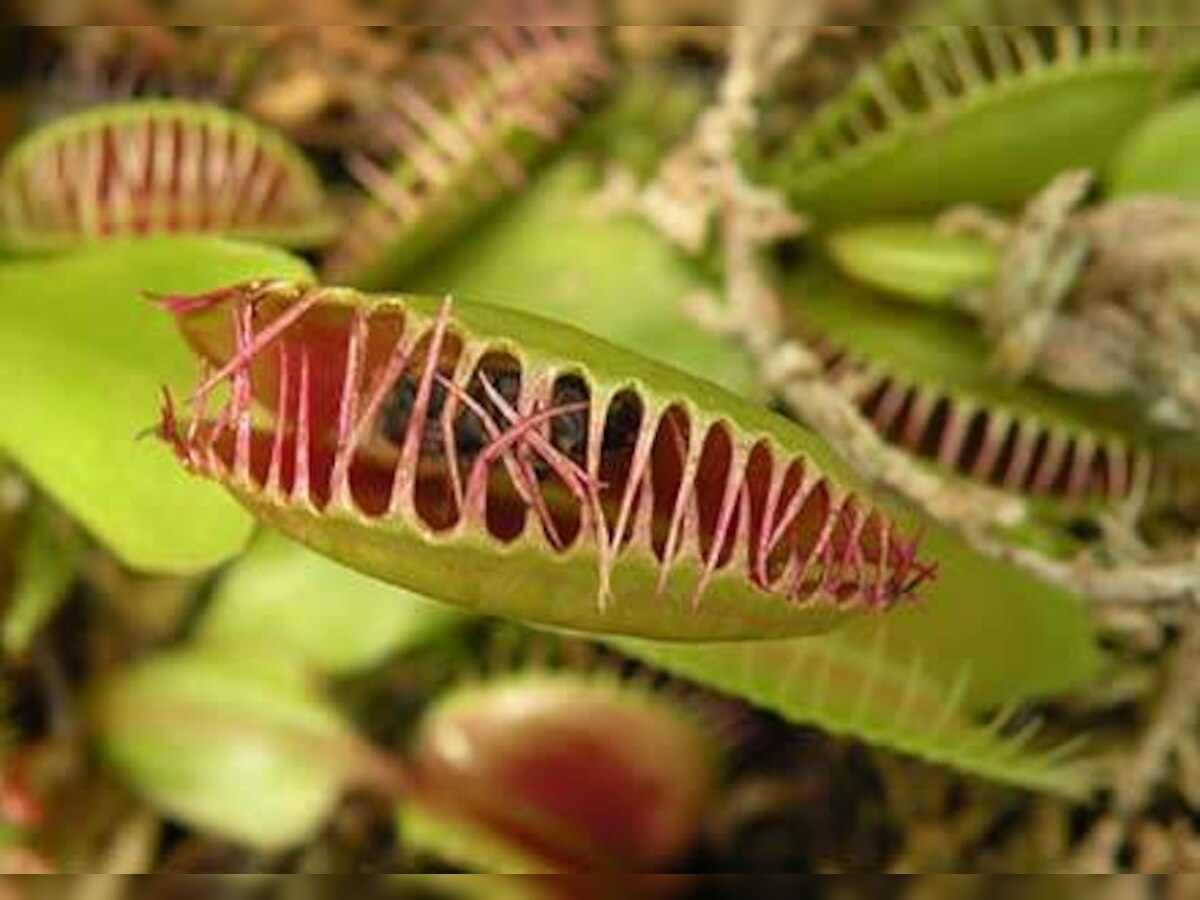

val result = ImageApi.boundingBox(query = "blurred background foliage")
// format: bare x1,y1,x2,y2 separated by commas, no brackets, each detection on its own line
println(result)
0,5,1199,888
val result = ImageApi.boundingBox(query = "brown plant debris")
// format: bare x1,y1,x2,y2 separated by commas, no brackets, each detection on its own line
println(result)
959,172,1200,433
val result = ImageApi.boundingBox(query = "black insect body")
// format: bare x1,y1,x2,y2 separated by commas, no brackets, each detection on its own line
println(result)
549,375,591,466
379,367,523,464
378,367,649,490
600,391,643,459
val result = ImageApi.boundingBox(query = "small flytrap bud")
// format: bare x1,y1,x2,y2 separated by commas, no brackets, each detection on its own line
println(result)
323,19,611,288
400,672,718,878
90,644,399,850
766,21,1181,225
156,281,935,641
0,100,336,252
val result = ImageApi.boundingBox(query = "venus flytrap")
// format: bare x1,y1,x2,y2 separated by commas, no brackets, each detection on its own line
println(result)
400,671,720,881
323,21,611,289
0,100,336,252
782,267,1200,515
0,28,1146,873
766,23,1178,226
157,279,936,641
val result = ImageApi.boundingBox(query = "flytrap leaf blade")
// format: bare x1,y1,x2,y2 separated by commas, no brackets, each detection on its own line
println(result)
784,267,1200,515
0,238,312,573
839,520,1101,711
615,632,1095,799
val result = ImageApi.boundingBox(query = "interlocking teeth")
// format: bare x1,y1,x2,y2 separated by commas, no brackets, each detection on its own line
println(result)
156,282,936,640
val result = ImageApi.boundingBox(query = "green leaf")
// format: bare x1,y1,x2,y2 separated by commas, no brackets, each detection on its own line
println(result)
825,221,999,306
616,630,1094,799
766,24,1167,226
91,643,381,849
199,531,467,676
408,156,754,397
1108,93,1200,200
841,520,1100,712
0,238,312,574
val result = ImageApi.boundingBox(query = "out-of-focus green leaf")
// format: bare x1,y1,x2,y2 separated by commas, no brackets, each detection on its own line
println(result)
1109,93,1200,200
409,156,753,397
91,644,383,850
2,503,84,660
200,531,468,676
842,521,1100,712
825,221,999,306
0,238,312,574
